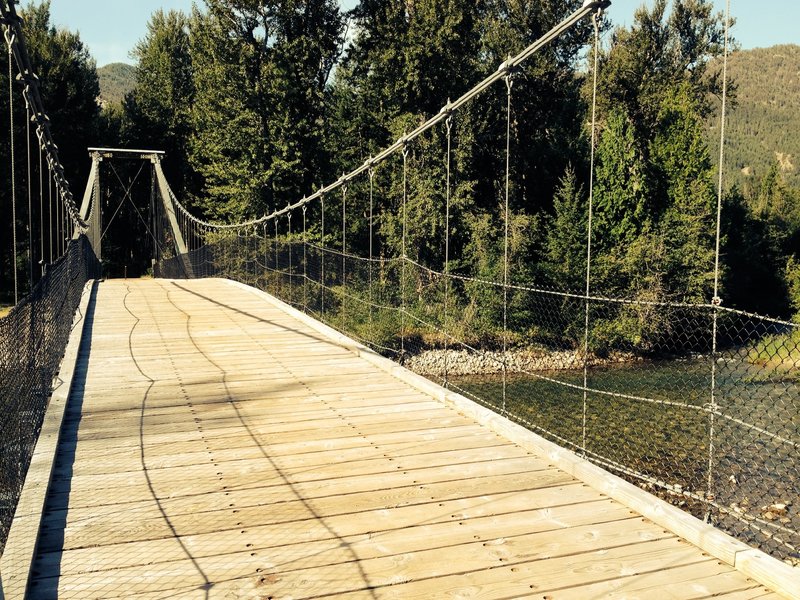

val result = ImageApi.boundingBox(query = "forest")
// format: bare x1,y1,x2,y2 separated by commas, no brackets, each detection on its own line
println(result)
2,0,800,330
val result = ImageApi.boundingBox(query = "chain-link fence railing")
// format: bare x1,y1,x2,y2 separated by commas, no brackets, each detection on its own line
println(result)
0,235,99,554
157,221,800,564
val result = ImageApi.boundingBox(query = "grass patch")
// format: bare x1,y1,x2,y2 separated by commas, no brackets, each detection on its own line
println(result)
748,328,800,381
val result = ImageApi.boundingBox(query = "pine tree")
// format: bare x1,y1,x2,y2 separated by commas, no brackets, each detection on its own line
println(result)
651,83,717,302
547,166,587,293
124,9,195,201
592,109,651,259
188,0,344,221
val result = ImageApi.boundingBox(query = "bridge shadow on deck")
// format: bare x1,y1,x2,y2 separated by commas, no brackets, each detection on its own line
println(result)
170,280,346,349
27,281,98,598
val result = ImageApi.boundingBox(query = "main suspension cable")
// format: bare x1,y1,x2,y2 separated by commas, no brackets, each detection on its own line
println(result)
26,100,32,289
38,134,43,275
707,0,732,519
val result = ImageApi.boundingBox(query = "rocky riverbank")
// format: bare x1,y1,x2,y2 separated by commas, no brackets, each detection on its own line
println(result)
404,347,638,376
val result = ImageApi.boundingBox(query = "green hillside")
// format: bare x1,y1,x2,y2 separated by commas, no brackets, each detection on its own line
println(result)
709,44,800,191
97,62,135,106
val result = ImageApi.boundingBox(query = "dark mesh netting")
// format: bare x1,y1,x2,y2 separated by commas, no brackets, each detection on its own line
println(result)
0,235,99,553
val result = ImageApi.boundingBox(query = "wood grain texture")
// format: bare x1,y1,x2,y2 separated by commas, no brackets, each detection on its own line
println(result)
25,279,783,599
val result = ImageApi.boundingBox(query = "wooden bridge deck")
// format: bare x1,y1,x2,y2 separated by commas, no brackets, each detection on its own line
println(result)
25,279,778,599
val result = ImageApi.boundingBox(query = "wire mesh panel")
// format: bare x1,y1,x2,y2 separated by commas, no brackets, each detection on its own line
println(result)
711,310,800,556
0,235,99,553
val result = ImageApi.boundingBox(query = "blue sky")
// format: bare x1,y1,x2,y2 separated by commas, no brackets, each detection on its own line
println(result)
46,0,798,67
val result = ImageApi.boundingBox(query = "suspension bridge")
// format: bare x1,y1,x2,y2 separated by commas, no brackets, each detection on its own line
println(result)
1,0,799,598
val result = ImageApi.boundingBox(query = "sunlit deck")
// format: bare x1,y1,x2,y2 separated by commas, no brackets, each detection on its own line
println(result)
21,279,778,599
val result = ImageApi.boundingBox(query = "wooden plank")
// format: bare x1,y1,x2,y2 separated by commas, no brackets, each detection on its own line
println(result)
44,454,561,511
553,563,777,599
70,403,455,441
735,550,800,600
37,462,580,546
30,518,677,598
63,422,490,464
65,428,506,477
48,444,534,502
35,495,627,577
63,389,435,423
38,475,583,552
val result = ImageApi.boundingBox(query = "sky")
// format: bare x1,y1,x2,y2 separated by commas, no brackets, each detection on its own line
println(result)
45,0,799,68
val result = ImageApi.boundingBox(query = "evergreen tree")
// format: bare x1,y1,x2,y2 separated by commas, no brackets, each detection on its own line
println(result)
188,0,344,221
722,164,800,317
124,9,195,202
592,109,651,259
785,255,800,319
721,190,789,316
651,83,717,302
547,166,587,293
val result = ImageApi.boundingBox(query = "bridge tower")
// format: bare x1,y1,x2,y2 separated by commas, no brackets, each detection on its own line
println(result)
80,148,192,277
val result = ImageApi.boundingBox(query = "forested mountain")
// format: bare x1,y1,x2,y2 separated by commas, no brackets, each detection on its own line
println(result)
97,62,135,106
702,45,800,316
708,44,800,192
